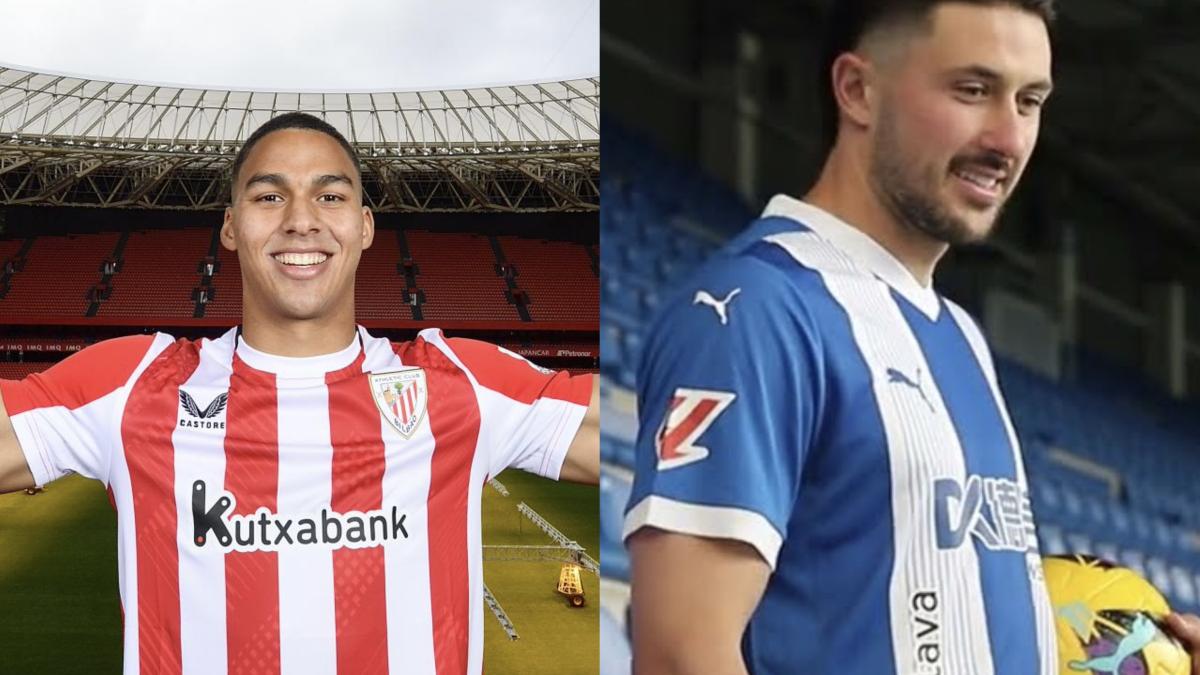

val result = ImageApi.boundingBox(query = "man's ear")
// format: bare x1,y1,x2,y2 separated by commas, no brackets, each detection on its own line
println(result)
361,207,375,250
830,51,878,130
221,207,237,252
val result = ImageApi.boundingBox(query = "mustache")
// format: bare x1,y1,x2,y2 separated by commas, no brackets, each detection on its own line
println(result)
949,151,1013,174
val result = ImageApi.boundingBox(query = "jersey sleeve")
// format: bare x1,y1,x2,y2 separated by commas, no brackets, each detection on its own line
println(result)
444,337,593,480
0,335,157,485
622,254,823,568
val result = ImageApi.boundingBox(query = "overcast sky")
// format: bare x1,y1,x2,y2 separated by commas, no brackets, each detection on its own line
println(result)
0,0,599,91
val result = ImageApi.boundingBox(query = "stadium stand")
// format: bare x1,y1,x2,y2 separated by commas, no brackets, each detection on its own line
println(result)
0,228,596,325
404,230,521,322
0,238,22,266
354,232,411,321
498,236,599,322
0,233,118,318
598,124,1200,666
98,228,212,319
204,241,244,321
0,362,51,380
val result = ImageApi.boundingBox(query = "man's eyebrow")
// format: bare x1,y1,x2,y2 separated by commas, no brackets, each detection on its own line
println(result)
243,172,287,190
314,173,353,187
950,64,1054,94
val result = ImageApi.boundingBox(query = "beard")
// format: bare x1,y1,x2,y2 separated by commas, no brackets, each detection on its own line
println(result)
869,103,1008,247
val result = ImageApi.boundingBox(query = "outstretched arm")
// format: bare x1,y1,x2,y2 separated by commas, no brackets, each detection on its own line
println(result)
559,376,599,485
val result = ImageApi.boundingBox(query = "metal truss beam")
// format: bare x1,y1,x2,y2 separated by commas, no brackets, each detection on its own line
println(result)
0,141,598,212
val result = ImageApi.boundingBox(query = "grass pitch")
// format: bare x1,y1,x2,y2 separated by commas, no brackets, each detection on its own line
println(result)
0,475,122,673
481,469,599,674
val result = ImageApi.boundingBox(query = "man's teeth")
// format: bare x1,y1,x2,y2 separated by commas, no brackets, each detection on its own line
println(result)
955,169,1001,190
273,252,328,266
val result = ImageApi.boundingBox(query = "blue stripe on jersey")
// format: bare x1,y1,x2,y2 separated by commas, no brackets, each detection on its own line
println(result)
744,238,898,675
894,294,1039,675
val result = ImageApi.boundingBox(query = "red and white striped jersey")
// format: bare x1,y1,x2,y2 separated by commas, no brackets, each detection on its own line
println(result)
0,326,593,675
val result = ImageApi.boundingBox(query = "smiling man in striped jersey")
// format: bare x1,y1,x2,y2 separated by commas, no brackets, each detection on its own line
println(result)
623,1,1200,673
0,112,599,675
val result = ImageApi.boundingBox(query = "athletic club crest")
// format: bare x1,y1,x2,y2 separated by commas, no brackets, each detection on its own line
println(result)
369,368,427,438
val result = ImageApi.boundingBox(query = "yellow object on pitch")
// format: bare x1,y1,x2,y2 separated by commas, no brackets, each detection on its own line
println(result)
1043,554,1190,674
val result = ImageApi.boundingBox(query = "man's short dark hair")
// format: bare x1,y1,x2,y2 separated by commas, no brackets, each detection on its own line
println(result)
816,0,1056,153
230,112,361,197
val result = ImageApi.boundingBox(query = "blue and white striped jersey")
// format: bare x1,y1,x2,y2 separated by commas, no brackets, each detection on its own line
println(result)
623,195,1057,674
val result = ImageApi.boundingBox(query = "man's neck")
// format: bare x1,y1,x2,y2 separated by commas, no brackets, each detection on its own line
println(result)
804,148,948,287
239,308,358,358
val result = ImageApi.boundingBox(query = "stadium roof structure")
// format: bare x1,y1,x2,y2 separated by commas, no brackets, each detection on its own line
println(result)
0,67,599,212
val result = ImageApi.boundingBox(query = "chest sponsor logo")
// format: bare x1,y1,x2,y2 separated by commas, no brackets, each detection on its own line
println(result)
654,387,736,471
191,480,409,553
934,474,1035,553
178,389,228,430
369,368,427,438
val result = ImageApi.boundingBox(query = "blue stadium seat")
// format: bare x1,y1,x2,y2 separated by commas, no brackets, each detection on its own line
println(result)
1038,523,1066,555
1170,564,1197,612
600,470,632,582
600,325,623,374
1146,555,1174,602
1119,548,1148,578
1065,531,1093,557
1093,541,1120,565
600,607,632,675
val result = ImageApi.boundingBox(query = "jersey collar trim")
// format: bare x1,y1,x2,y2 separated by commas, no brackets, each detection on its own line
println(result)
230,326,363,378
761,194,942,320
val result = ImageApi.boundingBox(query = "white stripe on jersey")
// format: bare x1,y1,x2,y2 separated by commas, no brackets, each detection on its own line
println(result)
276,375,338,675
366,334,439,674
946,303,1057,675
420,329,503,675
767,232,996,675
106,333,179,675
175,336,235,675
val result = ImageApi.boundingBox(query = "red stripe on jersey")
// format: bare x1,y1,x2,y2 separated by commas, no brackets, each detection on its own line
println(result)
396,336,479,675
444,337,591,406
122,339,199,675
658,398,719,461
327,351,390,674
224,355,281,675
0,334,154,415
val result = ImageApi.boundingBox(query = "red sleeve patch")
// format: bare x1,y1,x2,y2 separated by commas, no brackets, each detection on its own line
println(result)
0,334,156,415
444,338,592,406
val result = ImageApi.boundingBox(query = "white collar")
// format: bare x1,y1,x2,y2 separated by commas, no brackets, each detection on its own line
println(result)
231,326,363,378
762,194,941,320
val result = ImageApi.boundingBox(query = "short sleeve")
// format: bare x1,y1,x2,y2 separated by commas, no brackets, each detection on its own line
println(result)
622,254,822,568
443,338,593,480
0,335,156,485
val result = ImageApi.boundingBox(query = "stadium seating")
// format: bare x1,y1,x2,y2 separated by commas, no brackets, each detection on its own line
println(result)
597,121,1200,662
404,230,518,322
354,232,411,321
0,362,52,379
0,228,596,325
203,241,243,320
0,238,22,266
498,236,598,322
0,233,118,318
99,229,212,319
